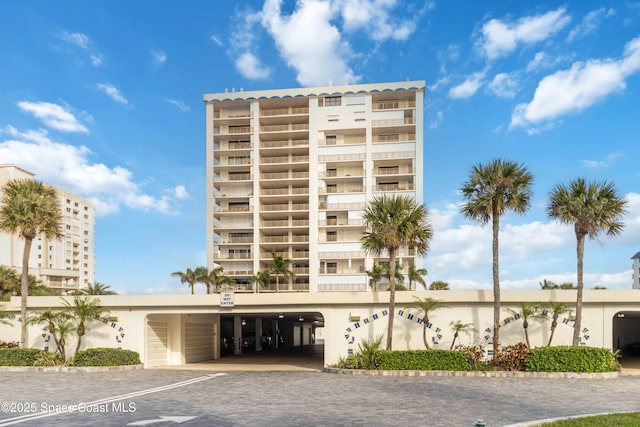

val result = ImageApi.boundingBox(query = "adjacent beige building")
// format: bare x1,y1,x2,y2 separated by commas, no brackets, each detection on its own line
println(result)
204,81,425,293
0,164,95,293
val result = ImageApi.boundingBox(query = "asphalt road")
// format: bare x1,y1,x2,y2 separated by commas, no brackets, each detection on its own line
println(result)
1,369,640,426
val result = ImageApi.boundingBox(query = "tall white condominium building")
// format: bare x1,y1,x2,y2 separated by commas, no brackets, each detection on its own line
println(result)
204,81,424,293
633,252,640,289
0,165,95,293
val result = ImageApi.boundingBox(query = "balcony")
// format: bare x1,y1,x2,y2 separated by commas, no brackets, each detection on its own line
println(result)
260,123,309,132
261,107,309,116
261,219,309,228
319,202,366,210
215,141,252,151
217,253,252,260
318,283,367,291
260,171,309,180
261,155,309,164
375,167,414,175
219,173,252,181
372,118,415,127
372,100,416,110
318,251,366,259
318,218,364,227
372,151,416,160
260,139,309,149
260,188,309,197
222,236,253,244
260,203,309,212
375,183,415,192
321,186,364,195
214,110,251,119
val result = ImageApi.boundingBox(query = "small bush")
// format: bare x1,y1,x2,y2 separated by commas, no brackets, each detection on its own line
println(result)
0,341,19,349
333,354,362,369
376,349,472,371
72,348,141,367
497,342,529,371
34,351,66,367
524,346,618,373
456,345,486,369
0,348,45,366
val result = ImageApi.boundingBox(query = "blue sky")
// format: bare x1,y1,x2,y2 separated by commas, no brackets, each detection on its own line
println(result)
1,1,639,294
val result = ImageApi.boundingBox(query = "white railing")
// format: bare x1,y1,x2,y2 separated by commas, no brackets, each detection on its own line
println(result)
372,118,415,127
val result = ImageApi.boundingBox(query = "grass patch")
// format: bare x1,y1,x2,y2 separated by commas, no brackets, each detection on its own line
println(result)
542,412,640,426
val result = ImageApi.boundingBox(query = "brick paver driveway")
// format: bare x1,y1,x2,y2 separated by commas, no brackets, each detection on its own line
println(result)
1,370,639,426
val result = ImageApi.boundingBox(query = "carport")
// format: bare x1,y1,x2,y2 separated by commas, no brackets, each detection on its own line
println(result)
613,311,640,359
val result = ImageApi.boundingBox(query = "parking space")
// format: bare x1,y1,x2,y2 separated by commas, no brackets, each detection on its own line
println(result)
3,369,640,426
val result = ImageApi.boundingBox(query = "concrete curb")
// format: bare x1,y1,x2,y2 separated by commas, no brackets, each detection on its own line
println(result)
324,367,618,379
0,364,144,373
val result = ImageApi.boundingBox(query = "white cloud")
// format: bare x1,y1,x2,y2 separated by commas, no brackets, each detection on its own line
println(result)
59,31,89,49
0,126,185,216
448,72,485,99
580,153,622,169
487,72,518,98
510,36,640,130
334,0,418,41
96,83,129,105
478,8,571,60
428,110,443,129
90,54,104,66
151,49,167,66
17,101,88,133
261,0,359,86
166,99,190,111
567,7,615,42
235,52,271,80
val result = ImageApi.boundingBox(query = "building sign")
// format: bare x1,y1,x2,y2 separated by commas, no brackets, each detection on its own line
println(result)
220,291,234,307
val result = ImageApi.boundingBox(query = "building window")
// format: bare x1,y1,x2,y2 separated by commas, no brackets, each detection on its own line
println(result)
327,231,337,242
325,135,337,145
354,111,365,121
328,115,339,122
324,96,341,107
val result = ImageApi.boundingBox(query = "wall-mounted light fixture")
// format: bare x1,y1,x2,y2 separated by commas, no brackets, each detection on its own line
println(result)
278,313,284,319
298,316,305,322
349,313,360,322
241,319,246,326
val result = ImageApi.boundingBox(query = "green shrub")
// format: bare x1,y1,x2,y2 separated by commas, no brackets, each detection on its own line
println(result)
524,346,618,373
456,345,487,369
72,348,141,367
376,349,472,371
0,348,46,366
497,342,529,371
34,351,66,367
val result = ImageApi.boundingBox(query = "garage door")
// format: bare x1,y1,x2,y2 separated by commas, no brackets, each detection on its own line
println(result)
185,323,214,363
146,321,168,367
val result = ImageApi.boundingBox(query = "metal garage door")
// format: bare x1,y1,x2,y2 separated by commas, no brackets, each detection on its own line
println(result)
185,323,214,363
146,321,168,367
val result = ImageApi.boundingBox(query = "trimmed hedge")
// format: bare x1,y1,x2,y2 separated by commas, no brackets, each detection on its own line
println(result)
0,348,45,366
524,346,618,373
376,349,472,371
72,348,141,366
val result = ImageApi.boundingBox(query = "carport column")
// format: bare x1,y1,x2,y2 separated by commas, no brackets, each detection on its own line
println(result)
234,315,242,355
256,318,263,352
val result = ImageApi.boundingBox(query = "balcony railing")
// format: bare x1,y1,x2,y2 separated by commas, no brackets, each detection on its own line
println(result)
216,141,252,150
376,183,415,192
214,110,251,119
375,167,414,175
318,283,367,291
318,251,366,258
318,153,365,162
322,186,364,194
261,107,309,116
372,118,415,127
372,100,416,110
318,218,364,226
319,202,366,210
218,253,252,260
260,171,309,180
224,173,252,181
260,139,308,148
319,171,364,178
223,237,253,243
260,123,309,132
261,155,309,164
372,151,416,160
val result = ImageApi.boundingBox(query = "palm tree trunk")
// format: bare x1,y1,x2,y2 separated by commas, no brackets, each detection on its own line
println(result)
491,212,500,365
450,331,459,350
523,321,530,349
547,321,557,347
386,249,398,351
422,318,430,349
20,237,33,347
276,276,279,293
572,233,585,346
75,330,84,354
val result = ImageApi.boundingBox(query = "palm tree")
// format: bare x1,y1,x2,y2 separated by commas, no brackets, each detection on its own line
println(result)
28,309,74,361
206,266,234,293
411,297,449,349
547,178,627,346
366,264,384,292
429,280,450,290
505,302,548,349
64,295,110,354
543,301,573,347
0,179,63,347
382,262,405,290
83,282,117,295
267,250,294,292
0,265,19,300
251,270,270,293
408,265,427,291
460,159,533,364
362,194,433,350
171,267,207,294
449,321,477,350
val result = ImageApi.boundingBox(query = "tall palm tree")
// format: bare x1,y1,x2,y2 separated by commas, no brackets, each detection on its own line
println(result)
267,250,294,292
547,178,627,346
64,295,110,354
449,321,477,350
251,270,270,293
543,301,573,347
83,282,117,295
366,264,384,292
505,302,548,349
206,266,234,293
412,297,449,349
408,265,427,291
171,267,207,294
0,179,63,347
362,195,433,350
460,159,533,364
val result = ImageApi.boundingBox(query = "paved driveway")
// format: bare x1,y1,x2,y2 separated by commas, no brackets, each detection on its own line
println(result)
1,370,639,426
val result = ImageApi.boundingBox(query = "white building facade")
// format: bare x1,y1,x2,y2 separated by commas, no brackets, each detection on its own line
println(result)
0,164,95,293
204,81,424,293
